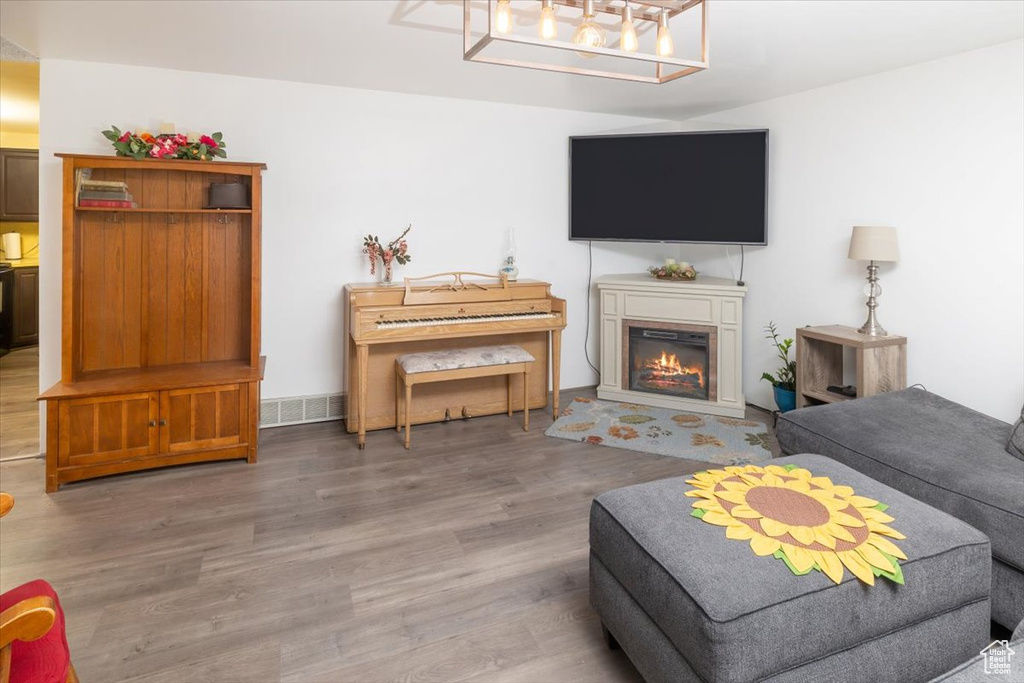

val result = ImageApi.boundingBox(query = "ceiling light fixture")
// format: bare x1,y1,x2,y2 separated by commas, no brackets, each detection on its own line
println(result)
539,0,558,40
464,0,708,85
656,9,674,56
495,0,513,34
572,0,607,57
620,3,639,53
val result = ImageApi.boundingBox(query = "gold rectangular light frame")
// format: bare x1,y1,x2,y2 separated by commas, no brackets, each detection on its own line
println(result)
463,0,708,84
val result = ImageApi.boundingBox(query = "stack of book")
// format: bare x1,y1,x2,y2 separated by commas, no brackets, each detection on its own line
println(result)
75,169,137,208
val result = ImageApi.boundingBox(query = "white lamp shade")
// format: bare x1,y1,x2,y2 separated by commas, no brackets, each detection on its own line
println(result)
848,226,900,262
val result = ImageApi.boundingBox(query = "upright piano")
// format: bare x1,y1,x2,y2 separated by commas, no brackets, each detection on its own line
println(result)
345,273,567,448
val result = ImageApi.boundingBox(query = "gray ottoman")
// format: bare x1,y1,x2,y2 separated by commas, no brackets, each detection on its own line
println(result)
590,454,992,683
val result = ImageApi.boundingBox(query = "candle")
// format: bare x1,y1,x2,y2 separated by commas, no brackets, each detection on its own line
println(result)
187,131,199,143
159,122,175,135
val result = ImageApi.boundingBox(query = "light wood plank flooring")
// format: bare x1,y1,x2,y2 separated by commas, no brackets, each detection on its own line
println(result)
0,345,40,460
0,390,777,682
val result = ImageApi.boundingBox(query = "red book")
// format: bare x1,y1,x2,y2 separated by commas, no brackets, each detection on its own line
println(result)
78,199,137,208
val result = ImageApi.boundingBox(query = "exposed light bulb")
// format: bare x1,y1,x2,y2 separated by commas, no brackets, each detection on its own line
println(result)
572,0,606,58
620,3,638,53
539,0,558,40
495,0,512,35
656,10,674,57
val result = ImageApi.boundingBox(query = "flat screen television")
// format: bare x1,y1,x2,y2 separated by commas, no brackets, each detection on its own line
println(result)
569,130,768,245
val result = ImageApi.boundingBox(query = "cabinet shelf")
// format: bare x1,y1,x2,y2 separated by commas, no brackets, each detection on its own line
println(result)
75,207,252,214
800,388,854,405
41,358,266,400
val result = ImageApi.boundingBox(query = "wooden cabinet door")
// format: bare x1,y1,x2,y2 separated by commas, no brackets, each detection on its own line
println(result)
58,393,159,466
160,384,247,453
12,266,38,346
0,149,39,221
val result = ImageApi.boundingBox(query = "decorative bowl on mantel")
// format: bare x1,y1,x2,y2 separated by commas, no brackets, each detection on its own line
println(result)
649,262,697,281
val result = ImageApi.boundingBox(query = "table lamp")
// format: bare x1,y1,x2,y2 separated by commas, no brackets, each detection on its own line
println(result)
848,226,900,336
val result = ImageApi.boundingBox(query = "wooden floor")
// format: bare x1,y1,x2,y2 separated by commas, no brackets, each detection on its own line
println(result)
0,389,777,682
0,345,40,460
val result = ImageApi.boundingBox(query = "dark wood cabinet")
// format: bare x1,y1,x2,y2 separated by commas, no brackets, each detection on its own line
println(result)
0,148,39,221
12,266,38,347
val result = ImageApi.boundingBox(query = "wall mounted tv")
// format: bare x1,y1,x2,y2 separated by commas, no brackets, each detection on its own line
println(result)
569,130,768,245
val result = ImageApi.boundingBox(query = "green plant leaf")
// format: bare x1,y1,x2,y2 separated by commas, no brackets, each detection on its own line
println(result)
691,508,706,519
873,502,889,512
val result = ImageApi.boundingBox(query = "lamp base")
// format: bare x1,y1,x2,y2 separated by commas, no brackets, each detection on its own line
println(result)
857,319,888,337
858,260,888,336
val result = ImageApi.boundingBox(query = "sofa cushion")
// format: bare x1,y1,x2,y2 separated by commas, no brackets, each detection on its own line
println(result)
1008,404,1024,461
397,345,534,373
0,579,71,683
590,454,991,683
777,389,1024,573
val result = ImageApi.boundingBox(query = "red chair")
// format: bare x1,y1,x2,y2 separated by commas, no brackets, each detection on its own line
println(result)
0,494,78,683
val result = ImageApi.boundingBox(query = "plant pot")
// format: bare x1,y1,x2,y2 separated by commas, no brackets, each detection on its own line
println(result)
773,386,797,413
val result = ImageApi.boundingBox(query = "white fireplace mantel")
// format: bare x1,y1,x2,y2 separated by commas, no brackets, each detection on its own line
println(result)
596,274,748,418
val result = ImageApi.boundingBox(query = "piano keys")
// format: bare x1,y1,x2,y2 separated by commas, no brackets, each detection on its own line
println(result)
345,272,566,448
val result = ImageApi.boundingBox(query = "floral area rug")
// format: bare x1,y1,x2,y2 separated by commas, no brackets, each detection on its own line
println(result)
545,398,773,466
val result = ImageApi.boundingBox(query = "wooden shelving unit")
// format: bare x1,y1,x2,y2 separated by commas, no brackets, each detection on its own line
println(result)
796,325,907,408
41,153,267,492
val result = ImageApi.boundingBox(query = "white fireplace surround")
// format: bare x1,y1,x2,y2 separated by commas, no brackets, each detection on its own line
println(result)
596,274,748,418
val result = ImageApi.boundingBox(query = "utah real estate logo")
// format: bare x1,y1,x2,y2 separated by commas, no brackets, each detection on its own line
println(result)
980,640,1015,676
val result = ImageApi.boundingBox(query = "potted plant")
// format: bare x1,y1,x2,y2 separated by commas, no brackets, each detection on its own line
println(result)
760,321,797,413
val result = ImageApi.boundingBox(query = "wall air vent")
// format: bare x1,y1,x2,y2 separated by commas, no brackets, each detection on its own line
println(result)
259,394,346,428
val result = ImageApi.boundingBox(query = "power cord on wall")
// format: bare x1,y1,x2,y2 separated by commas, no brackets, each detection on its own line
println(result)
583,240,600,379
737,245,746,287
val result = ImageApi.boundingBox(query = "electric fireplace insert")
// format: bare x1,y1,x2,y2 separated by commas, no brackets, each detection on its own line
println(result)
623,321,716,401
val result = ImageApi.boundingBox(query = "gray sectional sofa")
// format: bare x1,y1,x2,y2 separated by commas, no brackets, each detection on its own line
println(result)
777,388,1024,629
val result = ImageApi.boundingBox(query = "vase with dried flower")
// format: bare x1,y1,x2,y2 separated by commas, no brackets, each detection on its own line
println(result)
362,224,412,285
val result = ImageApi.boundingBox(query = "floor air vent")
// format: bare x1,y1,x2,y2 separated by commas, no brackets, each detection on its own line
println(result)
260,393,346,428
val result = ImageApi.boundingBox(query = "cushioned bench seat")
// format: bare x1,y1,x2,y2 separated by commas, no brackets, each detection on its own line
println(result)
776,389,1024,628
395,345,535,448
590,454,991,683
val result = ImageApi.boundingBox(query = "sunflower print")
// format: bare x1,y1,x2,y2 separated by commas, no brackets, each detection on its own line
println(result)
686,464,908,585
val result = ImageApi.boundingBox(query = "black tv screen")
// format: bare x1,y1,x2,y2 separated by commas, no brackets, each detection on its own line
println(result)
569,130,768,244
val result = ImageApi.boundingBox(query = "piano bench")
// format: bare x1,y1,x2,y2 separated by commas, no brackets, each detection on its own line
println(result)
395,345,536,449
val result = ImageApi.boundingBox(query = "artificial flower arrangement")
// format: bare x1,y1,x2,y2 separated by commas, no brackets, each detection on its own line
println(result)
649,259,697,281
101,125,227,161
362,224,412,283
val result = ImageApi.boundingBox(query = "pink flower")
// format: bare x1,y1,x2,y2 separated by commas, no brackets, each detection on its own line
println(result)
398,240,407,255
200,135,218,149
118,131,132,143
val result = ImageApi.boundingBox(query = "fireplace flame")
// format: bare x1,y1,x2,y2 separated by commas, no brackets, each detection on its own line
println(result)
644,350,705,388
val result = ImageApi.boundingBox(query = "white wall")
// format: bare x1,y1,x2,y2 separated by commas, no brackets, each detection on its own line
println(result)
37,60,668,430
687,39,1024,422
37,38,1024,436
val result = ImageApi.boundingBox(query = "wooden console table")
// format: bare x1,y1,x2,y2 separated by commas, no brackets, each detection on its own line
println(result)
796,325,906,408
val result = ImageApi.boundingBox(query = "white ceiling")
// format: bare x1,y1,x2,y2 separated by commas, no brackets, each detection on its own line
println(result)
2,0,1022,120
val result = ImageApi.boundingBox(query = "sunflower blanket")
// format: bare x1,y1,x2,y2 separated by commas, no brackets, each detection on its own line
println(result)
686,463,908,585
